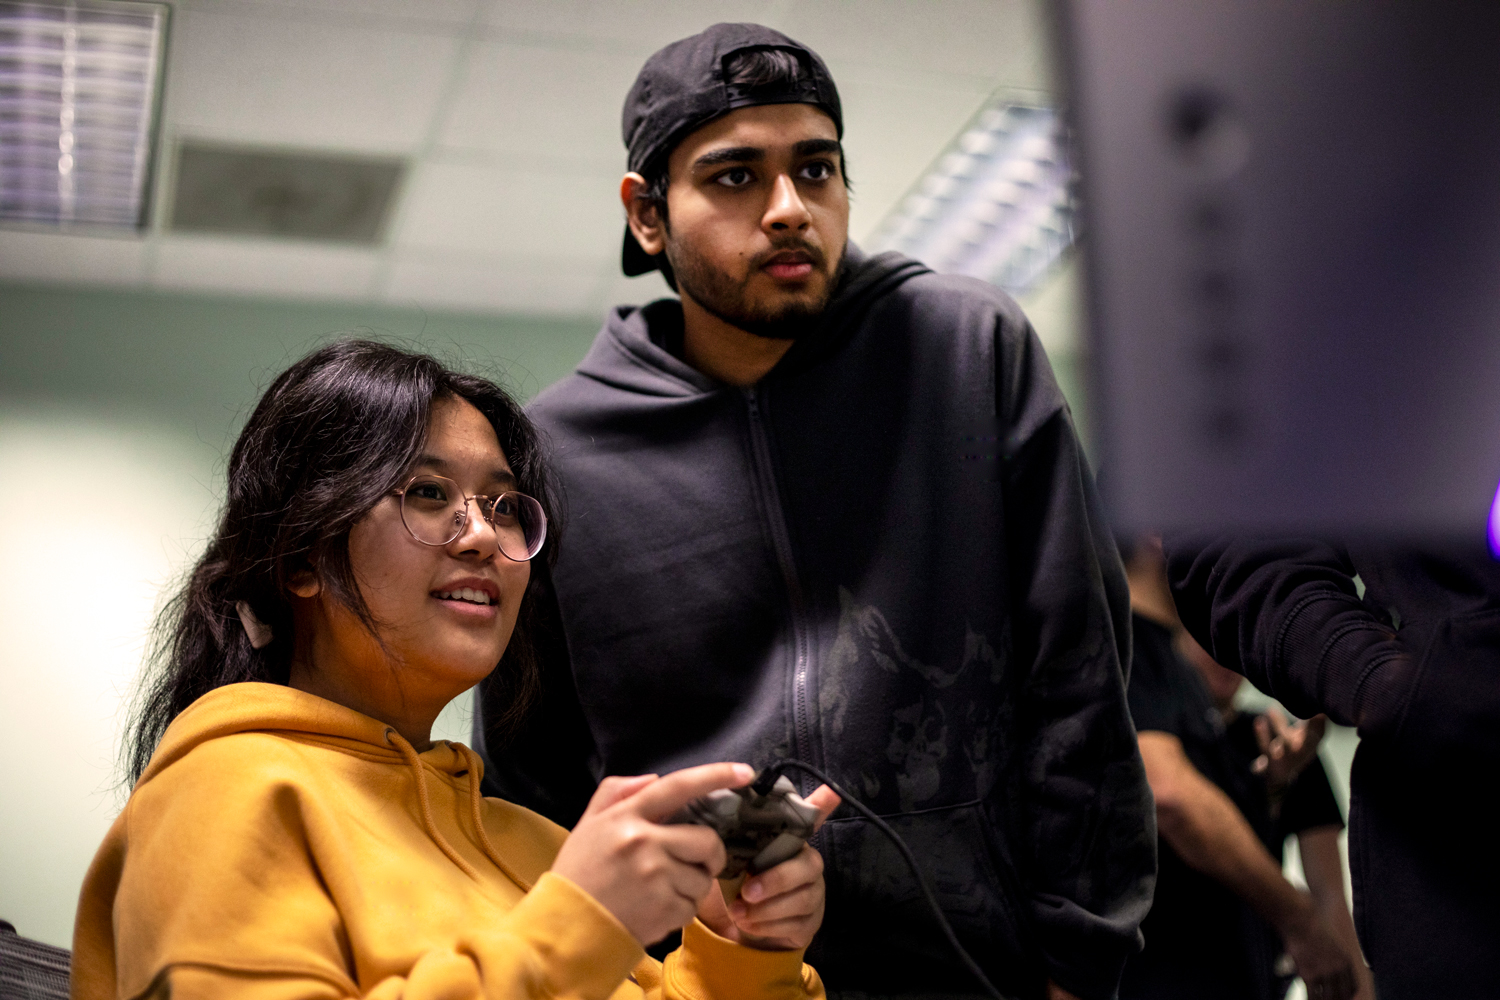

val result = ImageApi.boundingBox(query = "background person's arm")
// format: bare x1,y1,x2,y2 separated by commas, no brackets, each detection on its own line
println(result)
1298,825,1374,1000
1163,539,1413,737
1136,731,1354,996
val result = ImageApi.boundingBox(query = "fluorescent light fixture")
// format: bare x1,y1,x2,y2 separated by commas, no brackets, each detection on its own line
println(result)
866,101,1077,296
0,0,169,230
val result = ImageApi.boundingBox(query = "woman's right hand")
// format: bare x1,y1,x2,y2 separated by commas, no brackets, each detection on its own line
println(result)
550,762,753,946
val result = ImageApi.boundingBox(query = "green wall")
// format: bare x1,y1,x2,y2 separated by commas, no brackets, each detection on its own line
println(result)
0,282,602,446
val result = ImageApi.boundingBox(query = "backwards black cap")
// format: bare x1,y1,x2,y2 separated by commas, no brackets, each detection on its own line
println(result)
620,23,843,277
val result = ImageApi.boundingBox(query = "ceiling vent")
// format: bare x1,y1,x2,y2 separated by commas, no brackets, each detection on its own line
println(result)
169,142,405,244
0,0,169,230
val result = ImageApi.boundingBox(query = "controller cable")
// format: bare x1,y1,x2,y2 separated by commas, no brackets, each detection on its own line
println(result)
755,759,1008,1000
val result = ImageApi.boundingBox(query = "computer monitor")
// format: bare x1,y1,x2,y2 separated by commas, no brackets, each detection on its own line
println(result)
1058,0,1500,545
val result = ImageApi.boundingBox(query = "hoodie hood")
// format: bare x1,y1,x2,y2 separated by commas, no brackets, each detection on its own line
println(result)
576,243,930,398
137,681,530,889
137,682,473,790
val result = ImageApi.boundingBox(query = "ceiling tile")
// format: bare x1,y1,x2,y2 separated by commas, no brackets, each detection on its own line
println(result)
164,7,461,154
0,230,150,286
392,162,621,258
437,41,644,167
775,0,1049,88
151,236,381,299
838,73,995,243
382,253,606,317
478,1,776,50
182,0,483,29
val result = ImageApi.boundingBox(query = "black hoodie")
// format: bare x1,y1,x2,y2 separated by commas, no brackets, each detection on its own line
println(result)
477,248,1156,1000
1166,539,1500,998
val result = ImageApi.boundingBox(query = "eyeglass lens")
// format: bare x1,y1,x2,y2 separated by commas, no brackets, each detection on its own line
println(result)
399,475,545,560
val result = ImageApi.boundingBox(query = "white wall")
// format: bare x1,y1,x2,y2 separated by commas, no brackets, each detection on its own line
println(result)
0,412,213,946
0,408,479,947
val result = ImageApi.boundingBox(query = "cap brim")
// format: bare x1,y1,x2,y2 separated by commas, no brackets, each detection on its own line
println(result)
622,225,662,276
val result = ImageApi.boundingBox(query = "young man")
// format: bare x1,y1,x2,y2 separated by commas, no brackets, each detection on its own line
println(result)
477,24,1155,1000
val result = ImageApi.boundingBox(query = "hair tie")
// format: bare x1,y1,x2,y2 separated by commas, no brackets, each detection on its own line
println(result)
235,601,273,649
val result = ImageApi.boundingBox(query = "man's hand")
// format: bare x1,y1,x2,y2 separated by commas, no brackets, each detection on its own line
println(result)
696,784,840,951
551,763,753,946
1252,708,1326,792
1280,892,1358,1000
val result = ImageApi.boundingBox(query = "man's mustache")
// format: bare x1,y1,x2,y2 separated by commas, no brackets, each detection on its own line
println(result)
750,239,828,271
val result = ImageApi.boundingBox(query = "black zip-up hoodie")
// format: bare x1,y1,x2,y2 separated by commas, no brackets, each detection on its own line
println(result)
477,248,1156,1000
1166,539,1500,999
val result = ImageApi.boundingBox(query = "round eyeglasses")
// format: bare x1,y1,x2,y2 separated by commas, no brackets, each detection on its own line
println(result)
394,475,547,562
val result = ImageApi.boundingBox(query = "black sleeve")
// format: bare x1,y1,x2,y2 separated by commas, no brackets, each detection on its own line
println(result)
998,313,1156,1000
1278,756,1344,838
1126,632,1185,735
1162,537,1417,740
473,559,599,828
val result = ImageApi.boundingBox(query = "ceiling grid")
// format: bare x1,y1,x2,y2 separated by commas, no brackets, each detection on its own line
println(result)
0,0,1053,319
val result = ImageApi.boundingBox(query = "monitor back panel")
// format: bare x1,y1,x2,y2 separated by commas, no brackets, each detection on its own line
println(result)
1061,0,1500,541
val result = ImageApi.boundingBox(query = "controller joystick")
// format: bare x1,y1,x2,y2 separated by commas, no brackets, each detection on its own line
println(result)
667,773,820,879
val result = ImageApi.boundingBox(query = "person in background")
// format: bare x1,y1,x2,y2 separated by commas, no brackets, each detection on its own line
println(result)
474,22,1155,1000
1166,536,1500,999
1119,537,1370,1000
72,341,837,1000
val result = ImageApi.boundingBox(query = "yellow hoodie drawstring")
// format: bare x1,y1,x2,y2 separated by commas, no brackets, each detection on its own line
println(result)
386,728,479,880
383,728,531,892
457,743,533,893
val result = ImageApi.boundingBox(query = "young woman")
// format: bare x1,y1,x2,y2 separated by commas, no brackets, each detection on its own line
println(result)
72,341,836,1000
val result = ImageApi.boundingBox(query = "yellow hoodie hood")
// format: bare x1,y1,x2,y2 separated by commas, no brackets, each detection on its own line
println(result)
131,682,527,886
72,682,822,1000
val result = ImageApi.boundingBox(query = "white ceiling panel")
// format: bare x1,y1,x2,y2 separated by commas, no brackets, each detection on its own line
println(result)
382,253,607,317
777,0,1048,86
437,42,646,167
393,162,621,258
837,71,994,242
151,236,382,299
166,7,461,153
0,231,150,286
479,1,777,50
182,0,485,29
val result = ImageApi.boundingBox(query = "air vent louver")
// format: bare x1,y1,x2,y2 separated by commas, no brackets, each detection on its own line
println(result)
0,0,168,229
170,142,405,244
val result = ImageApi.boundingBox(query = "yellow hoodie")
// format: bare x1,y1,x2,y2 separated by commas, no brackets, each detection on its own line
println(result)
72,682,824,1000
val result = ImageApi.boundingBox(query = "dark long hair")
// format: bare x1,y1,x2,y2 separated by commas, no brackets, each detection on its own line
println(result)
125,340,558,784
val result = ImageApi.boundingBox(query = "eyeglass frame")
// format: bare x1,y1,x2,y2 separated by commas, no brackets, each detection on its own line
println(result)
391,474,547,562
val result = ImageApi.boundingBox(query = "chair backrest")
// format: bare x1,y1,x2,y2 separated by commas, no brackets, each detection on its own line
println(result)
0,920,71,1000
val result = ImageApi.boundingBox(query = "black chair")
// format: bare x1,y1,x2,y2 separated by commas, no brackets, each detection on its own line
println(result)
0,920,69,1000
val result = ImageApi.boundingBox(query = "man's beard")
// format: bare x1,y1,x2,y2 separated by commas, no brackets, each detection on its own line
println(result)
665,236,847,340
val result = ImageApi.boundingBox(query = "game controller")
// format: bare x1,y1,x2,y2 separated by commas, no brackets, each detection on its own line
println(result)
667,773,821,879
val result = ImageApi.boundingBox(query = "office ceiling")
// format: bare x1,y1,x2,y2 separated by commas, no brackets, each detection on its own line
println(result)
0,0,1054,318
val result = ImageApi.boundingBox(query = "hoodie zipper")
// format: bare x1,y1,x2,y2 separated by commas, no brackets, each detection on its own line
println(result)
743,386,815,774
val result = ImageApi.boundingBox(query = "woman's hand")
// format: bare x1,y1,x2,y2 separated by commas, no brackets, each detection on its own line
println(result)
696,784,841,951
551,762,753,946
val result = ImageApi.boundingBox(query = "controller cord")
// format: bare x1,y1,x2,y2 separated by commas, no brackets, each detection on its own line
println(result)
756,759,1008,1000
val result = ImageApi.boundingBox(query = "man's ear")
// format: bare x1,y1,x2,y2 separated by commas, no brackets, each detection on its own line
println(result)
288,567,321,599
620,172,666,256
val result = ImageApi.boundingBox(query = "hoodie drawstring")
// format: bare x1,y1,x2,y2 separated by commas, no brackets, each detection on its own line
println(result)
384,728,531,892
457,743,533,893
